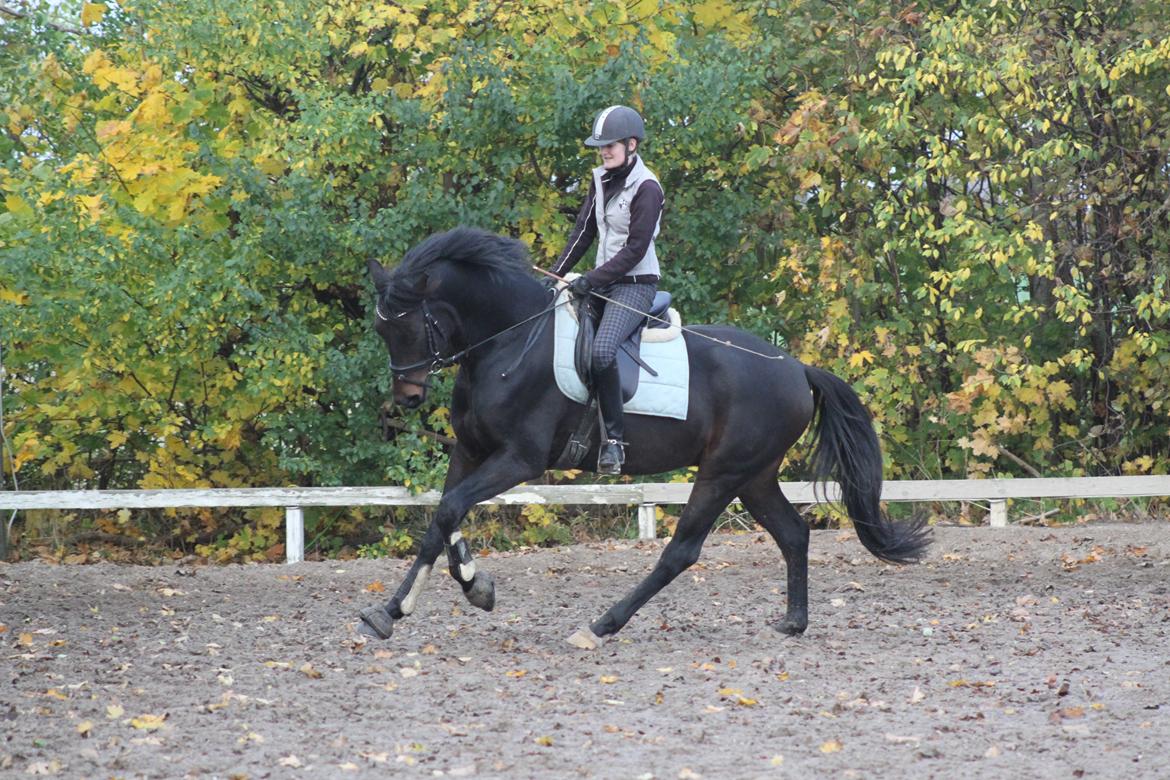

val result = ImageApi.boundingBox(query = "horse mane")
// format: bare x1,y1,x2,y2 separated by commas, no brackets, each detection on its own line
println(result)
381,226,533,310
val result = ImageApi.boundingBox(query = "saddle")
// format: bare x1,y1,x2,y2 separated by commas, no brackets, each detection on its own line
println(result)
573,290,674,401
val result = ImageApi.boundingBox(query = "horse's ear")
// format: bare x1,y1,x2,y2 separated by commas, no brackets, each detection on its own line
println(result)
368,258,393,294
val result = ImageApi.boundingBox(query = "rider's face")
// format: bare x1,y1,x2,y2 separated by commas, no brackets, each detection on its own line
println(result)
600,138,637,169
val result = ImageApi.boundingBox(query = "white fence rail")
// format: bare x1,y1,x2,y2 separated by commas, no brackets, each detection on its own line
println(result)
3,476,1168,563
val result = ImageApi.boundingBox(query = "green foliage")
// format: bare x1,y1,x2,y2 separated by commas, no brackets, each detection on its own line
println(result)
2,0,1169,558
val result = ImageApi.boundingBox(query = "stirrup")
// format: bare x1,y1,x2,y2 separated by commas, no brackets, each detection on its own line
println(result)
597,439,626,475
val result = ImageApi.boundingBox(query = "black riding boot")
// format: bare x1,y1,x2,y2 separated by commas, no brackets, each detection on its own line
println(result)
595,363,626,475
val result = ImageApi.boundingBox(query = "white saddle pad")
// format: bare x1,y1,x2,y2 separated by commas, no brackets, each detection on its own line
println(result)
552,287,690,420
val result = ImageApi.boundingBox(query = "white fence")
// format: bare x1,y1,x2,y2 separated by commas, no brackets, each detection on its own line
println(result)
2,476,1168,563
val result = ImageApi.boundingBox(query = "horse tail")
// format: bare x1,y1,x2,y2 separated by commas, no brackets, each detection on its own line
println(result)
803,365,931,564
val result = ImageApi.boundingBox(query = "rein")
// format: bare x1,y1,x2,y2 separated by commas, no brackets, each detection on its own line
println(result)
376,294,569,384
531,266,786,362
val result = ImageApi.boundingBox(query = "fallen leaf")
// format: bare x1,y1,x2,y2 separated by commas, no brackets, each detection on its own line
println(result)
129,713,168,731
599,675,619,684
909,687,925,703
534,735,553,746
360,751,390,763
279,755,303,768
18,633,33,647
24,760,62,775
299,662,322,679
106,704,124,719
76,720,94,737
365,581,385,593
505,669,526,678
820,740,843,754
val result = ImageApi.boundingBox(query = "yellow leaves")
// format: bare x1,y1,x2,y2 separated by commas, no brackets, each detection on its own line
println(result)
692,0,752,39
4,194,34,220
819,739,843,754
81,3,106,26
848,350,875,369
72,193,103,223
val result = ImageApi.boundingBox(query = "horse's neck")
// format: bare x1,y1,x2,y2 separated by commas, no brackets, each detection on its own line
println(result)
445,276,546,352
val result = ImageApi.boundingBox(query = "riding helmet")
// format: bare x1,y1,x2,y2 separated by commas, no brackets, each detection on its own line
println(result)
584,105,645,147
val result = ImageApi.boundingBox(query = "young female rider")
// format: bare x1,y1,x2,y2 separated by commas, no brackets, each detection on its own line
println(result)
549,105,665,475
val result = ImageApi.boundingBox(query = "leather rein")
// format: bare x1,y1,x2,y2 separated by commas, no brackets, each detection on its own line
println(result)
375,294,566,388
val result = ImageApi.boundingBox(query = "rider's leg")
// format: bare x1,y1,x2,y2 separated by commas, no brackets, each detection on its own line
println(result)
590,282,655,474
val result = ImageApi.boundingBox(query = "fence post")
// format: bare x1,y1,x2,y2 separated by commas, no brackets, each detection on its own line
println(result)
638,503,657,540
285,506,304,563
989,500,1008,528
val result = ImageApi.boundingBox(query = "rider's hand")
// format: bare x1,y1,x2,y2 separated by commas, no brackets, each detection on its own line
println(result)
568,275,593,296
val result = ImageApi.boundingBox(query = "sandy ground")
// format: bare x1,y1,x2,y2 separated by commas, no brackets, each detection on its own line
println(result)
3,523,1170,779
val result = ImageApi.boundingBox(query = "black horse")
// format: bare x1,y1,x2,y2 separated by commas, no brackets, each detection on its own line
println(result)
361,227,929,648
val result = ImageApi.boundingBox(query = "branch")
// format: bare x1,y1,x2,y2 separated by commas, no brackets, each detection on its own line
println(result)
0,3,84,35
997,446,1042,478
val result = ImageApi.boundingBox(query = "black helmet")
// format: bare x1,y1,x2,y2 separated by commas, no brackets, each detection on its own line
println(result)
584,105,645,147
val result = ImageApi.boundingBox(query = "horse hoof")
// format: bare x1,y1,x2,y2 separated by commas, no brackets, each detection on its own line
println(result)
565,626,606,650
358,606,395,639
465,572,495,612
772,616,807,636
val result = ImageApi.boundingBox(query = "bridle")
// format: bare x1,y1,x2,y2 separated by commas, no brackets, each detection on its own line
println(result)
376,300,459,388
375,293,567,389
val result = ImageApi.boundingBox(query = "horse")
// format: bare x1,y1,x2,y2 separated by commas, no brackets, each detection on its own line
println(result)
360,226,930,648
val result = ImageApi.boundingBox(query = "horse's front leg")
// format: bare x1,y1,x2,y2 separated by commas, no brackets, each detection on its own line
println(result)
358,446,543,639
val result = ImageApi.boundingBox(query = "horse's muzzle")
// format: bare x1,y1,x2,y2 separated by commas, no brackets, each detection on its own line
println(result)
393,375,428,408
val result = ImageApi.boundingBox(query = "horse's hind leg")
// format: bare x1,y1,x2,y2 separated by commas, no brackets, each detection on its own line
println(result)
569,476,739,649
738,473,810,635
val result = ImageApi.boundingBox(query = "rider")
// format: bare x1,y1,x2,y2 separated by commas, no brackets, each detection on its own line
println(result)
550,105,665,475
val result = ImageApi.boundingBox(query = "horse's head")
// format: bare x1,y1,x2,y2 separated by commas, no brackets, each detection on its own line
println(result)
367,227,541,407
368,258,447,408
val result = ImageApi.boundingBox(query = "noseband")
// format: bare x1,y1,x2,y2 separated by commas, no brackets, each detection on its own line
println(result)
376,300,459,388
